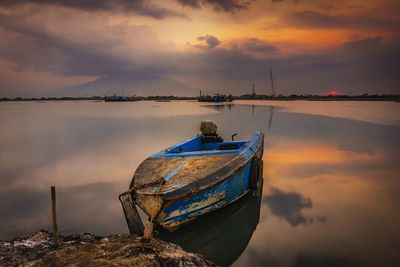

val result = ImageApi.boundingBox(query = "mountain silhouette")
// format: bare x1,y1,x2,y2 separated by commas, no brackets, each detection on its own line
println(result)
51,72,194,97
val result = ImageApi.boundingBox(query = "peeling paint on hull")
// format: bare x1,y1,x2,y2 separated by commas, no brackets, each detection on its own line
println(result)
158,162,253,231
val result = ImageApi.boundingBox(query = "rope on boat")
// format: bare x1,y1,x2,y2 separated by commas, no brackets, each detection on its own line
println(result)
120,176,165,240
132,178,165,190
142,179,165,240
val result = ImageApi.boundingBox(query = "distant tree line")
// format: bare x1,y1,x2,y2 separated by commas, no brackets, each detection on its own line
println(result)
0,94,399,102
237,93,400,101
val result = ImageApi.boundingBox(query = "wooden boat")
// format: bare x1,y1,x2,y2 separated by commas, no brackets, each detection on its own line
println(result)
120,125,264,235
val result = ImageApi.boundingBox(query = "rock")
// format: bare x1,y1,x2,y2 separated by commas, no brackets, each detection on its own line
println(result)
0,230,216,267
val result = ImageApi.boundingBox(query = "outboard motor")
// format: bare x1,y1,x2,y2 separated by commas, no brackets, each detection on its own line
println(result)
199,120,223,143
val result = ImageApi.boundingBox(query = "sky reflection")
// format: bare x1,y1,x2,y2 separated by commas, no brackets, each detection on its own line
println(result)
0,101,399,267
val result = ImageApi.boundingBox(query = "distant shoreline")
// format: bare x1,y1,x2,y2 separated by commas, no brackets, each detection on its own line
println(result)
0,95,399,102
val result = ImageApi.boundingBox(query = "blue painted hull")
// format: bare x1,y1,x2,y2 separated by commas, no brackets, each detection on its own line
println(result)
158,159,253,230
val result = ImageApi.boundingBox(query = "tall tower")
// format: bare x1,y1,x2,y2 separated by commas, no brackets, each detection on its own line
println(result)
269,68,275,97
252,83,255,96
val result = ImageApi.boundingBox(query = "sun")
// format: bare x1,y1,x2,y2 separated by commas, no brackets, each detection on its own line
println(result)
328,90,338,96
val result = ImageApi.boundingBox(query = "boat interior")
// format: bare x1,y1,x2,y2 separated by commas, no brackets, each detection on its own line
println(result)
153,135,246,158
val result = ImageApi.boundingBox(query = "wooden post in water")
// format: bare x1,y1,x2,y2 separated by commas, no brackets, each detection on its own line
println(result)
50,186,58,246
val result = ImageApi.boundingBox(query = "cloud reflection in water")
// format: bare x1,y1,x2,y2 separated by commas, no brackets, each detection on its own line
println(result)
263,188,324,226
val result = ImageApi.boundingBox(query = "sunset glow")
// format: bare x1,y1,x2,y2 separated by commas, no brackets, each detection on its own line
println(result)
328,91,338,96
0,0,398,97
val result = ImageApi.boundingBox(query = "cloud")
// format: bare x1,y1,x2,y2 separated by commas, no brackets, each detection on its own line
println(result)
282,11,400,30
0,6,399,96
195,34,221,49
0,12,171,77
343,36,384,51
239,38,278,56
263,188,315,226
176,0,250,12
186,36,399,93
0,0,188,20
339,37,400,81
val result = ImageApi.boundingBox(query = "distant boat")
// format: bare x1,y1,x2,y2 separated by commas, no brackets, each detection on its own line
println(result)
120,121,264,234
198,92,233,102
104,94,140,102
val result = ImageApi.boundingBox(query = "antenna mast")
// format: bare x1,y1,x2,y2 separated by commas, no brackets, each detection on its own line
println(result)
269,68,275,97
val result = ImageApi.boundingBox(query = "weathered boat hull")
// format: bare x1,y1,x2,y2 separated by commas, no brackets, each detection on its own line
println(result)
127,131,264,232
158,160,253,231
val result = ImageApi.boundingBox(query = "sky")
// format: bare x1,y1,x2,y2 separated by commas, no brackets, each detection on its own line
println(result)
0,0,399,96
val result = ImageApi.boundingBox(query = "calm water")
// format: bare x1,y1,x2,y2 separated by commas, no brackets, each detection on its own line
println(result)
0,100,399,267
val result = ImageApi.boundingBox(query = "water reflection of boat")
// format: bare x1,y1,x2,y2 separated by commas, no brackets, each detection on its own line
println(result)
158,179,263,267
205,104,235,111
